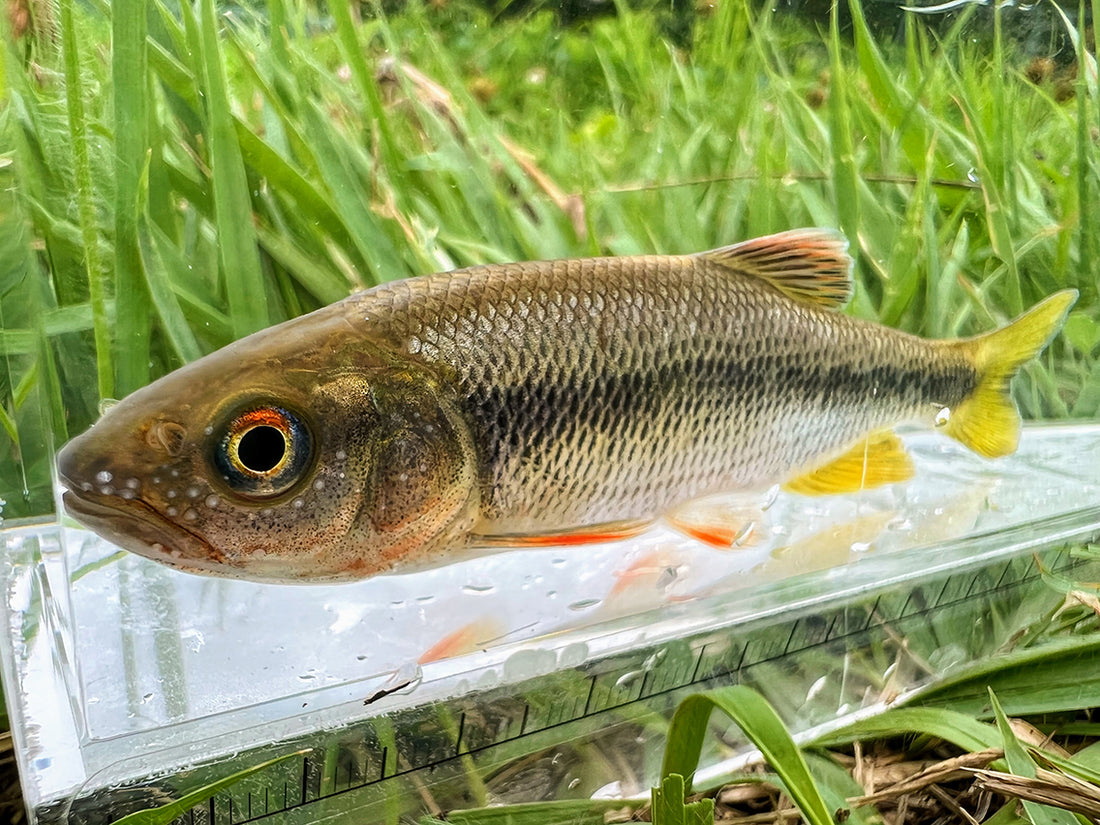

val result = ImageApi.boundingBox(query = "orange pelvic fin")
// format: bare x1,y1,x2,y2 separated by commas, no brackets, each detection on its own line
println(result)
419,618,507,664
702,228,854,310
664,498,763,549
783,430,914,496
471,518,654,548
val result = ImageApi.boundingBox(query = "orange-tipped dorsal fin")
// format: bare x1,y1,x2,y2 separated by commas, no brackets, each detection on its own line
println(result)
470,518,654,548
942,290,1077,459
782,430,914,496
701,228,854,310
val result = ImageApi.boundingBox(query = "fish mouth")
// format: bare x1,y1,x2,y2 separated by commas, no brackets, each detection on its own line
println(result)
60,488,231,576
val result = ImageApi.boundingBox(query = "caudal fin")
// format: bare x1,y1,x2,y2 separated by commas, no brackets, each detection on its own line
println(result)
944,290,1077,458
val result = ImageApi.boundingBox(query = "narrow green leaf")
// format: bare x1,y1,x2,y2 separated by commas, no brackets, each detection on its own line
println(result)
110,750,308,825
989,689,1078,825
112,0,153,394
139,215,204,364
662,686,832,825
653,774,714,825
59,0,113,402
811,707,1000,752
198,0,269,338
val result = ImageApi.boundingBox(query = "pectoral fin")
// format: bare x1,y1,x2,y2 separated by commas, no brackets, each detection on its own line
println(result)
782,430,914,496
470,518,654,548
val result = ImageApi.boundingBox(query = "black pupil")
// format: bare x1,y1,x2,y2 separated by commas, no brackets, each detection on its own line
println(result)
238,426,287,473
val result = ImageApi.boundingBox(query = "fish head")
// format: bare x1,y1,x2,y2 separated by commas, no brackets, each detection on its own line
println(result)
57,311,480,582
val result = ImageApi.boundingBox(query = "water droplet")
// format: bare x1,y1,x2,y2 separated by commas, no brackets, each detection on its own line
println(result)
568,598,601,611
551,557,566,566
291,497,305,509
205,495,220,509
298,671,316,681
850,541,872,553
140,693,154,704
462,583,495,595
95,470,113,485
935,407,951,427
732,521,756,547
390,599,406,607
568,778,581,790
761,484,781,511
357,654,367,661
615,670,643,689
416,595,435,604
398,472,409,482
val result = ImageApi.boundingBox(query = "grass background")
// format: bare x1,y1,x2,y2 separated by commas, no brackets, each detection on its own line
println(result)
3,0,1100,822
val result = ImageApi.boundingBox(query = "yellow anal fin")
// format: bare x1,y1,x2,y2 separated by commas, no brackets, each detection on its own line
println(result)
783,430,914,496
701,228,854,310
944,290,1078,459
471,518,654,548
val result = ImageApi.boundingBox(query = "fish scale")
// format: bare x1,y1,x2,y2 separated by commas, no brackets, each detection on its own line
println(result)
355,254,969,532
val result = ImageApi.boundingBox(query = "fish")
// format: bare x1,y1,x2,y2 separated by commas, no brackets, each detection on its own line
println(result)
56,229,1077,582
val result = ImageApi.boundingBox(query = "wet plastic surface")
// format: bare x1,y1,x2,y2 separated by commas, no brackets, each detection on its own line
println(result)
2,424,1099,823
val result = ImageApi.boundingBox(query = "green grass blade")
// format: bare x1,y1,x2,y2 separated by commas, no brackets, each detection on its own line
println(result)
59,0,112,402
811,707,1001,752
989,689,1080,825
198,0,269,338
112,0,153,395
110,750,308,825
661,686,832,825
653,774,714,825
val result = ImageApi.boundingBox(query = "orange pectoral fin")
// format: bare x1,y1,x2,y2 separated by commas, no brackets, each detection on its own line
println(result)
782,430,914,496
470,518,654,548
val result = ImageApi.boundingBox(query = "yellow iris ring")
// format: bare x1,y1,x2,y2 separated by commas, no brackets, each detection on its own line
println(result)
226,409,292,478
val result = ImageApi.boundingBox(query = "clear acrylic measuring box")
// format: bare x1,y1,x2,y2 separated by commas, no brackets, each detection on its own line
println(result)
2,423,1099,824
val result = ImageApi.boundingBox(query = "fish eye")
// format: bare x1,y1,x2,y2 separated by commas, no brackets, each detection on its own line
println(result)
213,406,313,498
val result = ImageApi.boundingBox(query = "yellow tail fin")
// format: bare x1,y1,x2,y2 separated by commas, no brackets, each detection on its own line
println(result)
944,290,1077,458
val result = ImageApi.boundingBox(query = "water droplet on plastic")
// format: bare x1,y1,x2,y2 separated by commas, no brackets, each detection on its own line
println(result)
761,484,781,510
551,557,567,567
568,598,601,611
967,167,980,183
935,406,951,427
568,778,581,790
850,541,872,553
462,583,495,595
416,595,435,604
140,693,154,704
615,670,643,688
298,670,317,681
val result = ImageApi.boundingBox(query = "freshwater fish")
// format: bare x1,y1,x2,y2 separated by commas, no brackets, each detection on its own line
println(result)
56,229,1076,582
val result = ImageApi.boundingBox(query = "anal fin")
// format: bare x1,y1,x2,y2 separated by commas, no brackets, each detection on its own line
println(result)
782,430,914,496
665,497,764,549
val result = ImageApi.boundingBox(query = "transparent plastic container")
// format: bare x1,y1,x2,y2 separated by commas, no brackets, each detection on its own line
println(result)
2,424,1099,824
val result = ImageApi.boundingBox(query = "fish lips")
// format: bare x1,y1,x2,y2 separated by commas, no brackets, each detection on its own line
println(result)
60,487,229,575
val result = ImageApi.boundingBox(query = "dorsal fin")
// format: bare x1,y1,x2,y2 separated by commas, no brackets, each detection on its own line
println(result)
701,228,854,310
